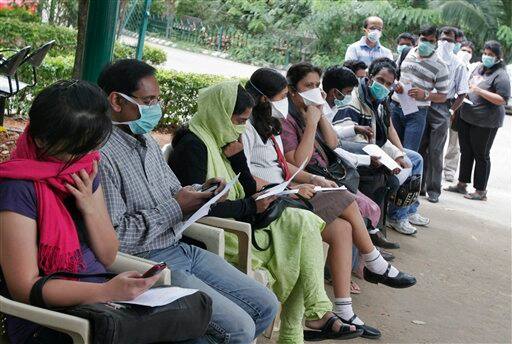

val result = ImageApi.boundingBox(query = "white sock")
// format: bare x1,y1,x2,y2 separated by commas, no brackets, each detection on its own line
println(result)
334,297,364,325
362,247,399,277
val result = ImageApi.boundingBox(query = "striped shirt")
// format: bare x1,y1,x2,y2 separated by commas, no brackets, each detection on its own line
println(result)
345,36,393,66
99,126,188,255
242,121,287,184
394,47,450,107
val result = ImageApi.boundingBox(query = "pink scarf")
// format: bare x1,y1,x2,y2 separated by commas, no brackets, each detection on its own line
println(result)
0,127,99,275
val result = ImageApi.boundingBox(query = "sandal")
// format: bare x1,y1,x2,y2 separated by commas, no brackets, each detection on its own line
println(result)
339,314,381,339
444,184,467,194
304,315,364,341
464,191,487,201
350,281,361,294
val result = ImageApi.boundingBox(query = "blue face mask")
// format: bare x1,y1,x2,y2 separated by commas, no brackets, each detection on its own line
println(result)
481,54,497,68
369,80,390,101
453,42,461,54
333,90,352,107
397,45,408,55
117,93,163,134
418,41,436,57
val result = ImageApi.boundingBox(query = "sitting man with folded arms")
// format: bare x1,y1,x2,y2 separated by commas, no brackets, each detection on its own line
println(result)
97,58,279,344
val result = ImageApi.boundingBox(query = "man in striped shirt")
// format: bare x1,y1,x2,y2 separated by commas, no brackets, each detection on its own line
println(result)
391,25,450,152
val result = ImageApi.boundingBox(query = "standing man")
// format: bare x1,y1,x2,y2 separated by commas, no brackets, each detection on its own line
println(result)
395,32,416,57
345,16,393,65
444,40,475,182
390,25,450,152
419,27,469,203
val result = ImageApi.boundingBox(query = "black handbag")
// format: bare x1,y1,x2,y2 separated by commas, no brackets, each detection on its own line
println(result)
307,137,360,194
29,271,212,344
249,184,313,251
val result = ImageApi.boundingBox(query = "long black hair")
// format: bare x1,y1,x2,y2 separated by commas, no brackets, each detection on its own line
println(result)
245,68,287,141
479,40,505,75
28,79,112,160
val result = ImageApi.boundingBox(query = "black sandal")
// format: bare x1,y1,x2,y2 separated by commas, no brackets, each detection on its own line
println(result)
339,314,381,339
304,315,364,341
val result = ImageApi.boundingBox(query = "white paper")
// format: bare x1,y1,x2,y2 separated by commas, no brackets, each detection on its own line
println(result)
269,185,347,197
362,144,401,171
256,159,308,200
179,174,240,231
396,167,412,185
117,287,198,307
395,83,419,115
455,94,474,106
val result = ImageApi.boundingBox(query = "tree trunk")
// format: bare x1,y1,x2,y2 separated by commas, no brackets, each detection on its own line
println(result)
116,0,130,38
72,0,90,79
48,0,57,24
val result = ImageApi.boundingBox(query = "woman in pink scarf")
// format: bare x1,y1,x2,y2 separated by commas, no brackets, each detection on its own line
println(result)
0,80,161,343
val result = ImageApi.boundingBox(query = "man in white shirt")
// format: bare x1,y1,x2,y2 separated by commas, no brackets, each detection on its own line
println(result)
345,16,393,66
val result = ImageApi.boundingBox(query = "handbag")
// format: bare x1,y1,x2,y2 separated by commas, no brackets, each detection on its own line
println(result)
29,271,212,344
307,137,360,194
249,184,313,251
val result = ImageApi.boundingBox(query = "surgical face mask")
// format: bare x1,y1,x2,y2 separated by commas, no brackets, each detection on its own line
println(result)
457,50,472,65
367,29,382,43
333,90,352,107
397,44,408,55
437,40,455,63
453,42,462,54
299,87,324,106
418,40,436,57
369,80,390,101
271,98,289,119
481,54,497,68
116,93,163,134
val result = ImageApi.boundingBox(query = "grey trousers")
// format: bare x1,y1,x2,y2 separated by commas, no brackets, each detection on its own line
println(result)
419,102,450,196
443,128,460,179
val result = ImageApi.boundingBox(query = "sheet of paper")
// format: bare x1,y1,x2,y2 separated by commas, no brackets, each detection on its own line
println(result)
256,159,308,200
396,167,412,185
454,94,474,106
362,144,401,171
395,83,419,115
117,287,198,307
178,174,240,231
271,185,347,197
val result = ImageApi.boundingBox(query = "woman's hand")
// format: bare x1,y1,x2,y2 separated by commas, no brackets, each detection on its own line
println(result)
223,137,244,158
66,161,99,216
293,184,316,199
393,156,410,174
102,271,161,302
311,175,337,188
304,105,322,127
252,195,277,214
370,155,382,168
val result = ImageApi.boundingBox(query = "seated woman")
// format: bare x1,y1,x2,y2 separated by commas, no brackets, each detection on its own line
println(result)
332,58,429,235
243,67,417,336
170,81,365,343
0,81,208,344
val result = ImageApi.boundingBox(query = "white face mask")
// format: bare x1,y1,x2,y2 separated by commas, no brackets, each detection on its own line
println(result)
457,50,472,65
271,98,289,119
437,40,455,63
299,87,325,106
367,29,382,43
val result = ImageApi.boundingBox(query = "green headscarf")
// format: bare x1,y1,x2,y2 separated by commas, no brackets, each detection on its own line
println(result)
189,80,246,200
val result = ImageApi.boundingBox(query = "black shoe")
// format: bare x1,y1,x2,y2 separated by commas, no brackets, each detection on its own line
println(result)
427,194,439,203
339,315,381,339
380,249,395,262
363,264,417,289
370,230,400,249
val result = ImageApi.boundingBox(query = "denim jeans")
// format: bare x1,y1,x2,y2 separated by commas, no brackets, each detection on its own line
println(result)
390,102,428,152
388,149,424,221
138,242,279,343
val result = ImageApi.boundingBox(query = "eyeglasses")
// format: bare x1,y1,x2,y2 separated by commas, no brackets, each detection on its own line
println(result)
129,94,161,106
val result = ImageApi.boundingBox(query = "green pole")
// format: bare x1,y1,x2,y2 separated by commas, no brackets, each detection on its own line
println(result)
81,0,119,83
136,0,152,60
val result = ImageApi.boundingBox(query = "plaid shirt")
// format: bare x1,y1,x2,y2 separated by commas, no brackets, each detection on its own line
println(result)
99,126,187,255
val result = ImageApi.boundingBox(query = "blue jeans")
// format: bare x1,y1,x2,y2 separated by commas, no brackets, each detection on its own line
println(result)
138,242,279,343
388,149,423,221
391,102,428,152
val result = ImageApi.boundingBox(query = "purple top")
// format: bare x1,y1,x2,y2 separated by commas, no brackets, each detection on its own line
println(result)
0,176,107,344
280,115,328,167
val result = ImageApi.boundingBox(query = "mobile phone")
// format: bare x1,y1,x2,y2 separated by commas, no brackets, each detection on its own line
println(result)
141,262,167,278
201,182,220,193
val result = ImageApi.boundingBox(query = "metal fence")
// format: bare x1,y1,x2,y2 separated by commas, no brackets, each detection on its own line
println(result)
117,0,310,66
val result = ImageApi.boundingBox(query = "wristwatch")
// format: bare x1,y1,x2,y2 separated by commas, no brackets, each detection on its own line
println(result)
424,90,430,100
449,109,455,116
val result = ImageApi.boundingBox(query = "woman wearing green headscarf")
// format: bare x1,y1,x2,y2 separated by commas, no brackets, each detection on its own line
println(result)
169,81,363,343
